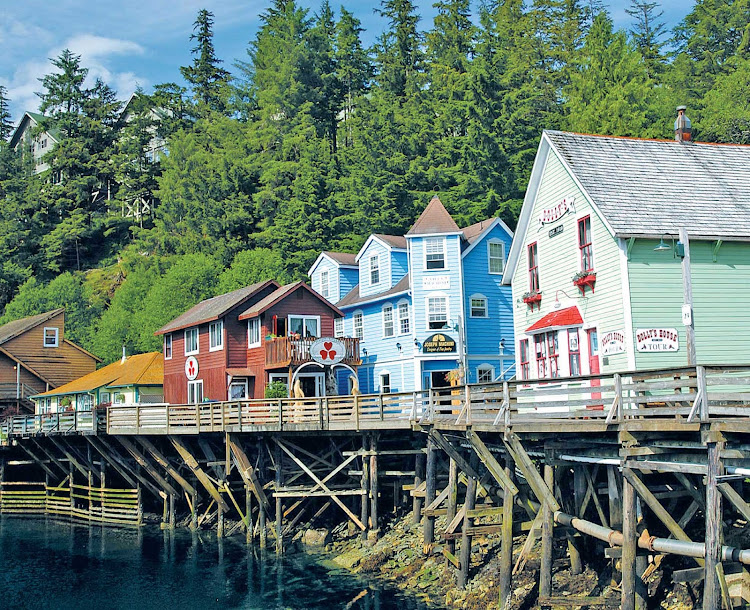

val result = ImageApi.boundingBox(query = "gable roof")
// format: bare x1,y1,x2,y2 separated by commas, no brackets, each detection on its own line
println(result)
32,352,163,398
545,130,750,240
406,196,461,237
9,112,61,148
0,309,65,346
238,281,344,320
337,273,411,309
307,251,358,276
460,217,514,258
155,280,279,335
373,234,407,249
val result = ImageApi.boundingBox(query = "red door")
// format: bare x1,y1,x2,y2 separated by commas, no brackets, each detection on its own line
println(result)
587,329,602,407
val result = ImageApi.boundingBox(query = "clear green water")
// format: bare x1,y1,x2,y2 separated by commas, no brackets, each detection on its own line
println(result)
0,518,432,610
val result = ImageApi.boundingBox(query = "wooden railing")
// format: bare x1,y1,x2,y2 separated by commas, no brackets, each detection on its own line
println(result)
2,365,750,443
0,382,39,401
264,337,360,368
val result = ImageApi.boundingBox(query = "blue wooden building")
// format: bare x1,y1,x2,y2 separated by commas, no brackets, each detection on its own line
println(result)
308,196,515,394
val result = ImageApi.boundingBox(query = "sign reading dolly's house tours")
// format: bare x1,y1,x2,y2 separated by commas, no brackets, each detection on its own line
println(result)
601,330,626,356
423,333,457,354
635,328,679,352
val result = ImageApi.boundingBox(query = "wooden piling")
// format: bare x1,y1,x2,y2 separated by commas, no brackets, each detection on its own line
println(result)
413,450,425,525
607,465,622,585
169,493,176,529
458,455,478,589
704,441,722,609
621,468,637,610
190,480,198,530
423,435,437,548
499,453,515,608
540,462,554,602
360,436,370,540
275,442,283,553
446,457,458,560
245,482,253,543
370,434,379,539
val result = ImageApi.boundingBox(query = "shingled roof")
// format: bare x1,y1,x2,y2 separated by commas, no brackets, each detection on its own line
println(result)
155,280,279,335
337,274,411,308
238,281,343,319
0,309,65,346
322,251,358,266
373,234,407,249
406,196,461,236
545,130,750,240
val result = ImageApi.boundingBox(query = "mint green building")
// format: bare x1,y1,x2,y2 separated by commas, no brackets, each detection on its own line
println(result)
503,130,750,380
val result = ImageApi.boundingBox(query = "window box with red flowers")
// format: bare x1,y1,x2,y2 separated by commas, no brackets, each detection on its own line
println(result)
522,290,542,310
573,270,596,294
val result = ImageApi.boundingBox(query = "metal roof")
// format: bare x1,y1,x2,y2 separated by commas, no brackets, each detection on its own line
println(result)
545,130,750,240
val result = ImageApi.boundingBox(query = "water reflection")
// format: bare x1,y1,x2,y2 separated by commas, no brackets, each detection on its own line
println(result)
0,518,430,610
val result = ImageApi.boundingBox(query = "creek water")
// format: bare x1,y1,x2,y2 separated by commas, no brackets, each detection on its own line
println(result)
0,517,432,610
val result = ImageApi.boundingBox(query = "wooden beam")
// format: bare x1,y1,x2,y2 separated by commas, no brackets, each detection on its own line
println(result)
503,432,559,511
499,453,515,608
704,442,722,609
137,437,196,497
87,437,162,500
48,437,91,481
19,442,58,480
466,429,519,495
424,436,437,547
718,482,750,522
540,461,554,600
429,429,481,482
31,439,69,477
169,436,230,512
227,435,272,514
116,436,180,498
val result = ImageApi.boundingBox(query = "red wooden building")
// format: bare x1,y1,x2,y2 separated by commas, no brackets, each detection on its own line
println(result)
156,280,358,404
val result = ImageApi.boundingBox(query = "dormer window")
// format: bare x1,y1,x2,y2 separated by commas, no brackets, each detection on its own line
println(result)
320,270,330,298
43,327,59,348
369,255,380,285
425,237,445,270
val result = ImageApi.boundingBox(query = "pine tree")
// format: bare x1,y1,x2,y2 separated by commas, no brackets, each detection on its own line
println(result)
335,8,372,147
0,86,13,141
626,0,666,79
375,0,424,97
180,9,232,116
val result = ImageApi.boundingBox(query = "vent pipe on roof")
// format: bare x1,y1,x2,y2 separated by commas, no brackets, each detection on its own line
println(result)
675,106,692,142
121,345,127,364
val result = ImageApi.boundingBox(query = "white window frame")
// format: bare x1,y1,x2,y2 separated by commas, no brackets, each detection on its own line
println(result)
353,311,364,340
164,334,172,359
379,371,392,394
248,317,261,348
99,391,111,405
320,269,330,299
229,379,249,401
184,327,199,356
187,380,203,404
43,327,59,348
424,237,446,270
477,364,495,384
382,303,394,338
288,315,321,338
469,294,488,318
209,320,224,352
397,300,410,335
425,293,449,330
488,240,505,274
369,254,380,286
269,373,290,395
334,317,344,338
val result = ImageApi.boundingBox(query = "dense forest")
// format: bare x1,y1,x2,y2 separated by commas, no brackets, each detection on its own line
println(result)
0,0,748,364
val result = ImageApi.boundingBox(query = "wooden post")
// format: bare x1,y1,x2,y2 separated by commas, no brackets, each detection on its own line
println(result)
458,454,478,589
360,436,370,540
446,457,458,559
622,467,647,610
704,441,722,609
499,453,515,608
607,465,623,586
369,434,379,539
190,479,198,530
540,461,554,602
275,442,283,553
259,442,267,549
423,436,437,548
413,450,425,525
245,483,253,543
169,493,176,530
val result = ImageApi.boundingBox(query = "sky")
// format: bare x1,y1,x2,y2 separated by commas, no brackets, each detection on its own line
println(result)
1,0,694,126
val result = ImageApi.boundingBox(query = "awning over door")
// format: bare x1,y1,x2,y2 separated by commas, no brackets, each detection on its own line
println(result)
526,306,583,333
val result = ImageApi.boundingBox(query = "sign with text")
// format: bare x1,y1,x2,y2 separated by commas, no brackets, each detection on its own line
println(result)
422,275,450,290
548,224,564,238
422,333,457,354
185,356,199,380
310,337,346,365
539,196,575,228
682,304,692,326
635,328,679,352
601,330,626,356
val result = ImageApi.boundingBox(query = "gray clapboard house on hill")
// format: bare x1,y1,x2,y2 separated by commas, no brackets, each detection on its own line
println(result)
8,111,61,175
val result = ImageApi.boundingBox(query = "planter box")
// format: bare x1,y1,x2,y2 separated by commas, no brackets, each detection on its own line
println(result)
523,292,542,311
573,274,596,294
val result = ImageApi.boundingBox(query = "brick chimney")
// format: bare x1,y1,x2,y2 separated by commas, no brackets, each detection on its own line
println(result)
674,106,692,142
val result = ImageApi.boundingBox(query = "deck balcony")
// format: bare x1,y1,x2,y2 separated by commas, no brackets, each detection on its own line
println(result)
264,337,361,369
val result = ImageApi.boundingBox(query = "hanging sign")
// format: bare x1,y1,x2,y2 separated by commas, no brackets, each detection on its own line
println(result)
548,224,564,238
185,356,199,380
539,197,575,228
422,333,457,354
310,337,346,365
601,330,626,356
635,328,679,352
422,275,450,290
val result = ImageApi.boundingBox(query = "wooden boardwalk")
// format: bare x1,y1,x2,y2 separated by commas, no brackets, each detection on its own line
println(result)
3,363,750,609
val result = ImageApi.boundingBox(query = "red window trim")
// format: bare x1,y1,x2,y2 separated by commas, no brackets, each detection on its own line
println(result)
547,331,559,378
568,329,581,376
528,242,539,292
519,339,530,380
578,216,594,273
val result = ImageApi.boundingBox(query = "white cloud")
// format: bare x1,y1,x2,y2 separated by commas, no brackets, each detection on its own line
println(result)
63,34,144,61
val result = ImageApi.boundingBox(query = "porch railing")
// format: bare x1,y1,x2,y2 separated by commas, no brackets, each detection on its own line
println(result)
264,337,360,368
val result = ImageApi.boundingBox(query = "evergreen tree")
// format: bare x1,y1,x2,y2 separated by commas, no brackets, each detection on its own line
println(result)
700,56,750,143
180,9,232,116
375,0,424,97
335,7,372,147
626,0,667,79
308,1,342,152
0,86,13,141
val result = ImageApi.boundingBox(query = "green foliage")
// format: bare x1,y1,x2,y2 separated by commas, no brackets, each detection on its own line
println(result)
217,248,289,293
0,86,12,141
265,380,289,398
